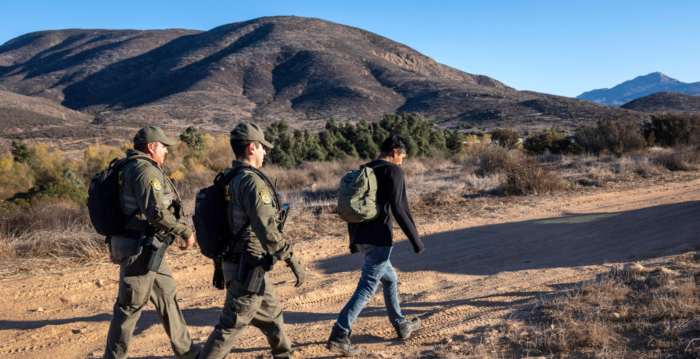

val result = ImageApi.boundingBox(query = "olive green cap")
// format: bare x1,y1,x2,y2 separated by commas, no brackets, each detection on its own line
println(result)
134,126,177,147
230,122,274,149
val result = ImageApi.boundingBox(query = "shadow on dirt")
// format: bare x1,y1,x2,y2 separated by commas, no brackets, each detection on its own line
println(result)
318,201,700,276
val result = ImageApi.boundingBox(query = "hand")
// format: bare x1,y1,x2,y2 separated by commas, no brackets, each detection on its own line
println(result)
109,252,119,264
285,254,306,288
212,268,225,290
180,233,196,251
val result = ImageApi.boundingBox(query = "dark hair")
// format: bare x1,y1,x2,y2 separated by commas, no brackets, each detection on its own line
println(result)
230,140,261,159
380,134,408,155
134,142,150,153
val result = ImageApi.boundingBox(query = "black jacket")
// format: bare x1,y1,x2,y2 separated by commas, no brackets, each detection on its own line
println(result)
348,160,424,253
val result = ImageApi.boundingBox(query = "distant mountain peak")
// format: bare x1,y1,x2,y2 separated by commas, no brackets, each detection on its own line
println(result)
577,72,700,106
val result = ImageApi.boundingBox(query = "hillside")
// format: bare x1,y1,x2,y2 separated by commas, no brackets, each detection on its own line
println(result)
0,16,646,138
620,91,700,115
577,72,700,107
0,90,128,152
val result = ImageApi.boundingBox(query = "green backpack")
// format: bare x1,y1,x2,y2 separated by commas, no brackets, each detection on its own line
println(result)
337,163,386,223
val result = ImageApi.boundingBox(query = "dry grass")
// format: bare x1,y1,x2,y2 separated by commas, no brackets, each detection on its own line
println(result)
0,199,105,260
653,145,700,171
499,160,569,195
451,255,700,358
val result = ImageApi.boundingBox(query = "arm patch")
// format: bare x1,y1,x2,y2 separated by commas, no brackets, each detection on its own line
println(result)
149,178,163,192
258,190,272,206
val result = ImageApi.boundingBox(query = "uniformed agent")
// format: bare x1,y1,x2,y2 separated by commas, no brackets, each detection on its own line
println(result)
200,122,306,359
104,126,199,359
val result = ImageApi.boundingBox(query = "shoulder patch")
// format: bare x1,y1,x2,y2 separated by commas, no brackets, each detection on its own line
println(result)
149,178,163,192
258,190,272,206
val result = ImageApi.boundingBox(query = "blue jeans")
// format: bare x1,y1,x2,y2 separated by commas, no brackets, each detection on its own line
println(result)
333,245,406,335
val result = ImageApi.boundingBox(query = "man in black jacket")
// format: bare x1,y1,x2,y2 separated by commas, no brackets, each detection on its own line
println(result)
327,134,425,356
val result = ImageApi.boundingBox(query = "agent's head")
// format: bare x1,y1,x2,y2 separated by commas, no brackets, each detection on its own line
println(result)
229,122,274,168
133,126,177,165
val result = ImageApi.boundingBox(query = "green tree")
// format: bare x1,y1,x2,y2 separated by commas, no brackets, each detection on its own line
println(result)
11,141,37,164
445,129,466,155
180,126,204,153
491,129,521,150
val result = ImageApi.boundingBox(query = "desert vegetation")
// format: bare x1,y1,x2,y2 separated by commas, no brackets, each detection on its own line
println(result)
1,113,700,262
429,254,700,358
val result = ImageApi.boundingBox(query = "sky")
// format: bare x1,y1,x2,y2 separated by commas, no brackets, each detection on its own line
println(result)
1,0,699,98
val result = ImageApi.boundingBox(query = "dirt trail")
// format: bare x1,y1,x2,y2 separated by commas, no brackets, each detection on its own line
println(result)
2,179,700,358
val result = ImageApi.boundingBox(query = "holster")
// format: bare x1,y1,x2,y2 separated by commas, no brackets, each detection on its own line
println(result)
237,252,277,293
141,233,175,272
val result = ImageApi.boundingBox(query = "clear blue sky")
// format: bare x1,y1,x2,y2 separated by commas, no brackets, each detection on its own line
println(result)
2,0,699,97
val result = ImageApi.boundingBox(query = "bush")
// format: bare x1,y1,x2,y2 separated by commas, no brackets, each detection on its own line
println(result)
653,145,700,171
575,118,647,155
645,113,700,147
479,145,519,174
524,130,575,155
0,152,34,199
9,180,88,206
491,128,521,150
499,160,568,195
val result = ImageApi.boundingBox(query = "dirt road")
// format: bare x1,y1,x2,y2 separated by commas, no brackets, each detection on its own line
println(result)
2,179,700,358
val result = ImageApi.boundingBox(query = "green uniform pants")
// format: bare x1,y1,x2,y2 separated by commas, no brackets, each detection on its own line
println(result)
105,236,197,359
200,263,294,359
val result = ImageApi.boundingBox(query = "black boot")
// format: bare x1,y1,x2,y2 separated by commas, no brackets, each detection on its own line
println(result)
327,330,361,356
394,317,421,339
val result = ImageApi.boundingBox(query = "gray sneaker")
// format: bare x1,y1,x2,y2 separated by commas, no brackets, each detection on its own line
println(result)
327,330,361,356
394,317,421,339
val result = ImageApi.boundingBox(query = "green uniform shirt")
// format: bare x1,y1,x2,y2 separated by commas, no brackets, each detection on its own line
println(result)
227,161,293,261
119,149,193,239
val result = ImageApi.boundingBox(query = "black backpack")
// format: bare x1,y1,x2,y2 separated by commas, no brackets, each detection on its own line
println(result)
194,168,250,259
87,155,148,236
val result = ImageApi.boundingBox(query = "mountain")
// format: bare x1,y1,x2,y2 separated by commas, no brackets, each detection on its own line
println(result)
0,16,647,143
620,92,700,115
577,72,700,107
0,90,128,153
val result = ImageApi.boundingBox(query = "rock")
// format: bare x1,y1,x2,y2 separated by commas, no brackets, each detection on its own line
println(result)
96,279,104,287
441,337,452,344
613,312,620,318
35,307,44,312
451,345,461,352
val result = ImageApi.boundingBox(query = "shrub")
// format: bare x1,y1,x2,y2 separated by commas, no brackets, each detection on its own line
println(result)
479,145,519,174
180,126,204,154
9,180,88,207
0,152,34,199
653,145,700,171
575,118,647,155
499,160,568,195
83,144,124,178
11,140,36,164
524,130,574,155
645,113,700,147
491,128,521,150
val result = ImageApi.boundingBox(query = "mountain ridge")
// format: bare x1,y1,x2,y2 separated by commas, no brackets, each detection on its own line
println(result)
0,16,647,144
620,91,700,115
577,72,700,106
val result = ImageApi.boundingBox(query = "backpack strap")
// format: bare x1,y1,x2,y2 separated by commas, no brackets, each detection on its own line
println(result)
217,167,252,260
